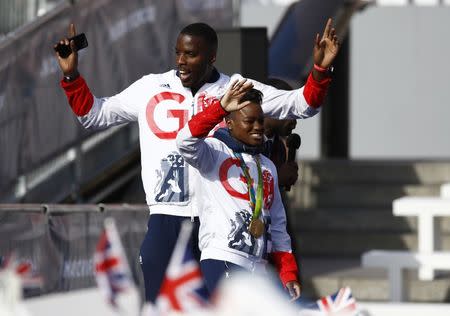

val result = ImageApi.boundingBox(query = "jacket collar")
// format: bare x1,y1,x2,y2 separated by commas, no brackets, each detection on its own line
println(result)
175,67,220,84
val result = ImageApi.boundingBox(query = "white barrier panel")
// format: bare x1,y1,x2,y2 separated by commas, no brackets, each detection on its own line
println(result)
23,286,450,316
24,288,140,316
359,302,450,316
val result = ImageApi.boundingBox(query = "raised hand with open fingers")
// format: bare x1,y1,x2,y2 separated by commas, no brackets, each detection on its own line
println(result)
220,79,254,113
313,18,340,70
54,23,79,78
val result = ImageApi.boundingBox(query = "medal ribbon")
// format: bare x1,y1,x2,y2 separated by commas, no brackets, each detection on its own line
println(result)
234,153,263,219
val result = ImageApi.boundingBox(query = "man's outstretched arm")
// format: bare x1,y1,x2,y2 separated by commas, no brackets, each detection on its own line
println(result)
55,23,139,128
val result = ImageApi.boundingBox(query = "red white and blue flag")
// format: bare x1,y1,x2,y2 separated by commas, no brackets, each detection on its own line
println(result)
0,253,43,289
301,287,357,316
94,218,135,308
155,220,209,314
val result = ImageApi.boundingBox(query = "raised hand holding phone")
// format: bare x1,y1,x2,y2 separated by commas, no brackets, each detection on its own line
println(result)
53,23,81,79
54,33,88,58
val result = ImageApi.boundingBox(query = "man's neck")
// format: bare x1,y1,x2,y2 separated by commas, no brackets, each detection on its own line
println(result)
190,68,220,95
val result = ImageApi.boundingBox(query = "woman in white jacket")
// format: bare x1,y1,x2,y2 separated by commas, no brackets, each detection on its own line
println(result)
176,80,301,300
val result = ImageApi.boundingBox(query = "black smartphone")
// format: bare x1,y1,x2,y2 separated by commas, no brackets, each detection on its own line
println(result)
54,33,88,58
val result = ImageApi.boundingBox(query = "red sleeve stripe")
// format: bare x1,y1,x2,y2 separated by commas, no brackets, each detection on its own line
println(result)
270,251,299,286
188,98,228,138
302,72,332,108
60,76,94,116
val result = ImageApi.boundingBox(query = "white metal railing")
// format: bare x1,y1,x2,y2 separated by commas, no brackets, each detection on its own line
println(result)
2,123,139,204
0,203,149,213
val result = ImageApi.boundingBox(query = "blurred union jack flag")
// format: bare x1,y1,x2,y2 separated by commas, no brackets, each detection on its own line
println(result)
155,220,209,313
94,218,135,308
0,253,43,289
301,287,357,316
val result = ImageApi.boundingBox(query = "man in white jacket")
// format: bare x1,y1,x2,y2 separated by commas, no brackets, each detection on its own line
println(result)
176,80,301,300
54,20,339,302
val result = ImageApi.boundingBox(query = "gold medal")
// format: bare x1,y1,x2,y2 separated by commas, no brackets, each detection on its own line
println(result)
248,218,264,238
234,153,265,239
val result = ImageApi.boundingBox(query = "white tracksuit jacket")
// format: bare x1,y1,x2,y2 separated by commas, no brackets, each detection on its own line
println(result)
61,69,330,218
176,99,295,277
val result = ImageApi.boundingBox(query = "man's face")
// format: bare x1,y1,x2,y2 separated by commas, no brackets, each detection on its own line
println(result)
227,103,265,146
175,33,215,90
264,118,297,138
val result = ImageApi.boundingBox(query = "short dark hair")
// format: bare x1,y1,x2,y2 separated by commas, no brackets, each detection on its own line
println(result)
240,88,263,105
180,22,218,53
226,88,263,119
